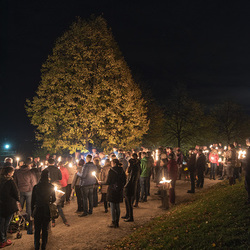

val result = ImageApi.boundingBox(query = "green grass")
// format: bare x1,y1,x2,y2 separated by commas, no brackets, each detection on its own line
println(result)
106,181,250,249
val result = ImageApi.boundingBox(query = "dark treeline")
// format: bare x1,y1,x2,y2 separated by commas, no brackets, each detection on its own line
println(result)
142,84,250,151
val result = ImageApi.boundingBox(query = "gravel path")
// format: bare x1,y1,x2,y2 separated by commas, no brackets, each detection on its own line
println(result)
8,177,221,250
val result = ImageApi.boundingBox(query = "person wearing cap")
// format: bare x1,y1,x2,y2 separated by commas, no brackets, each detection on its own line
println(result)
0,165,20,248
14,158,37,234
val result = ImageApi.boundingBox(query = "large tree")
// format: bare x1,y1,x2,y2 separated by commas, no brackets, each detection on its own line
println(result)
210,101,250,144
141,91,165,148
163,85,209,148
26,16,149,153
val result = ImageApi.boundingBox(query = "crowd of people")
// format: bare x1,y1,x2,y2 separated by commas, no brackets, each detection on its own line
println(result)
0,140,250,249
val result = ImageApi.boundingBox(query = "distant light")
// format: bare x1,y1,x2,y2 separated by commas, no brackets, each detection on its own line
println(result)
4,144,10,149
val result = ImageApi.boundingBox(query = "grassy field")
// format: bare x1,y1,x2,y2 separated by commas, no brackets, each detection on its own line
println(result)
106,180,250,249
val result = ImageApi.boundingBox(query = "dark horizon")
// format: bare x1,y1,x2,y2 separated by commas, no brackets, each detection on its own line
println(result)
1,0,250,154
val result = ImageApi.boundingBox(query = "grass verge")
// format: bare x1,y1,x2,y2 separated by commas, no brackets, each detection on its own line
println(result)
106,181,250,249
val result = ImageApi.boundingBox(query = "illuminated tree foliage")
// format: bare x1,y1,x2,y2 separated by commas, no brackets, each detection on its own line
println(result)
26,16,149,153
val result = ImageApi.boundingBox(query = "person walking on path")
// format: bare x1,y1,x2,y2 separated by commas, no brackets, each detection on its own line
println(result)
54,162,70,227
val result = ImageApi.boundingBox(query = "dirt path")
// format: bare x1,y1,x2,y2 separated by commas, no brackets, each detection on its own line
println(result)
8,178,221,250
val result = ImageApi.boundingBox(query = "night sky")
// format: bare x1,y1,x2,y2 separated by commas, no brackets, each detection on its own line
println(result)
1,0,250,153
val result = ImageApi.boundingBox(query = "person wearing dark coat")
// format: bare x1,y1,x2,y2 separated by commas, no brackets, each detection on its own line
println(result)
31,170,56,250
0,165,20,248
122,153,140,222
196,149,207,188
46,158,62,184
14,158,37,234
77,155,97,217
105,159,126,228
167,153,178,204
187,149,197,193
30,165,41,183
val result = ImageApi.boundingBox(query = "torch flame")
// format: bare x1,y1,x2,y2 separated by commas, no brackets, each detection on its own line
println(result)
54,185,65,194
160,177,172,184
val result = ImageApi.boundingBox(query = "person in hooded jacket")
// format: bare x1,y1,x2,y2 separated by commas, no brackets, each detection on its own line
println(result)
0,165,20,248
104,159,126,228
31,170,56,250
122,153,140,222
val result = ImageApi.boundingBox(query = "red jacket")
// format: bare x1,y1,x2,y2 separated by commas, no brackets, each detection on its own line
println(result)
60,167,69,188
209,153,219,166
